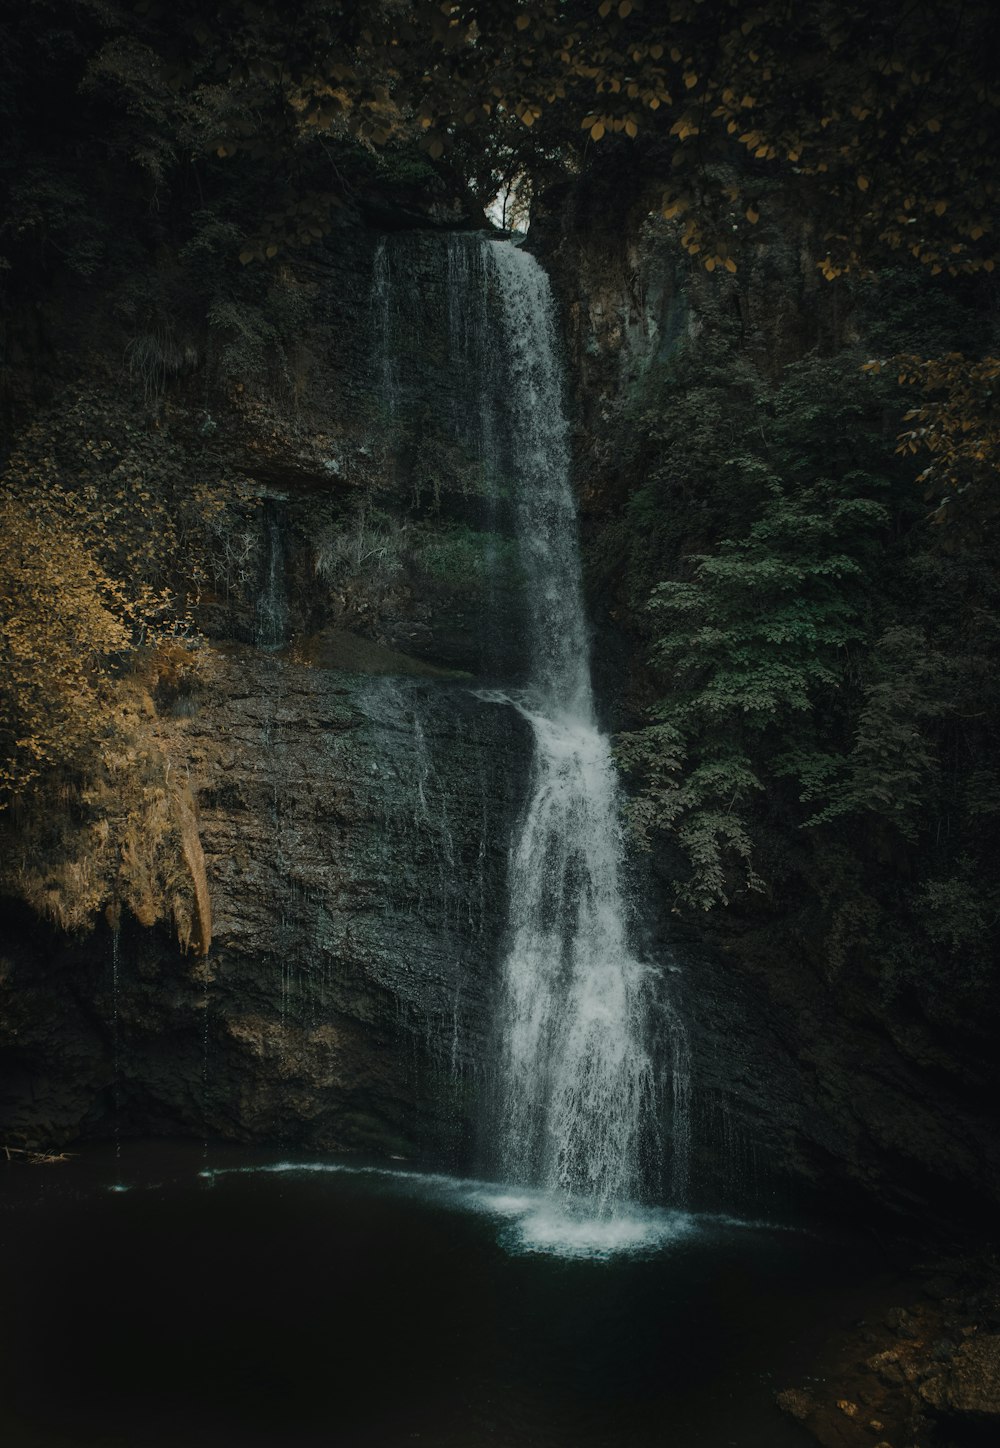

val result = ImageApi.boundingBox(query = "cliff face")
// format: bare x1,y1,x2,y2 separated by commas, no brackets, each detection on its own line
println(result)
1,160,997,1230
1,201,536,1165
0,645,529,1160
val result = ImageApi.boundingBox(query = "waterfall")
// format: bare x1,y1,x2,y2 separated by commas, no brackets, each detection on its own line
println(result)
370,231,688,1220
483,241,668,1212
488,246,591,719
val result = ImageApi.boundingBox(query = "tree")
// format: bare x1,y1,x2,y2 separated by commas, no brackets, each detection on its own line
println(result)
95,0,999,280
5,2,987,277
0,496,131,799
618,464,889,908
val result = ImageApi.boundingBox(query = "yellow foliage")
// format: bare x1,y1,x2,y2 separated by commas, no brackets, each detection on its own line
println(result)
414,4,996,281
0,651,215,951
886,353,1000,501
0,391,226,950
0,496,131,798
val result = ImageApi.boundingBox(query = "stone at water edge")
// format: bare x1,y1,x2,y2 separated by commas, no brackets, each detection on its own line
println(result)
775,1387,815,1421
919,1332,1000,1421
776,1387,887,1448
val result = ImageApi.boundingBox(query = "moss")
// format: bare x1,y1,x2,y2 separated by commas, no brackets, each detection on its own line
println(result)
291,627,470,680
411,523,521,593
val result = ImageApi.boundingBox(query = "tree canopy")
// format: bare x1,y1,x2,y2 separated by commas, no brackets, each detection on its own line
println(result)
71,0,998,280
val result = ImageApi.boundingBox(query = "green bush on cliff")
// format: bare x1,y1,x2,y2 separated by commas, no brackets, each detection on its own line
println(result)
412,524,521,594
0,496,131,799
616,319,1000,1004
618,460,890,907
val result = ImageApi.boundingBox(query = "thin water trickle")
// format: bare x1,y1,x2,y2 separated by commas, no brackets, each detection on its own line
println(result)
201,961,210,1172
371,238,401,421
110,924,121,1164
255,505,288,651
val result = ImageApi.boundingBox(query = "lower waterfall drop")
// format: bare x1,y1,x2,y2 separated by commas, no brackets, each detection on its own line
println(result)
484,239,683,1216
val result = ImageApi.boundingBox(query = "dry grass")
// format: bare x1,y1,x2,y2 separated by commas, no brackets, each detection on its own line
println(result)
0,643,216,954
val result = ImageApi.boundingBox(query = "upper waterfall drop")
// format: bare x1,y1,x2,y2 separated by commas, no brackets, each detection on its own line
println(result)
482,238,679,1215
486,243,592,724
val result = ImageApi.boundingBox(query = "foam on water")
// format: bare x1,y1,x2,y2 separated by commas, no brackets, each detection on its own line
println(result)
503,1202,693,1259
468,1184,693,1258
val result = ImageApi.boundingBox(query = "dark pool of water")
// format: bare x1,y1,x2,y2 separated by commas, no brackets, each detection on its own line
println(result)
0,1142,904,1448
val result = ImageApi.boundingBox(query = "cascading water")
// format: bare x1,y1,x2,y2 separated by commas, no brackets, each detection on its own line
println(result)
483,241,671,1214
370,231,688,1234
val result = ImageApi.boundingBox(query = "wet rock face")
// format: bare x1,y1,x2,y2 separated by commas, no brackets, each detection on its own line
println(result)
0,216,538,1163
0,650,531,1161
657,899,1000,1224
193,227,530,684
